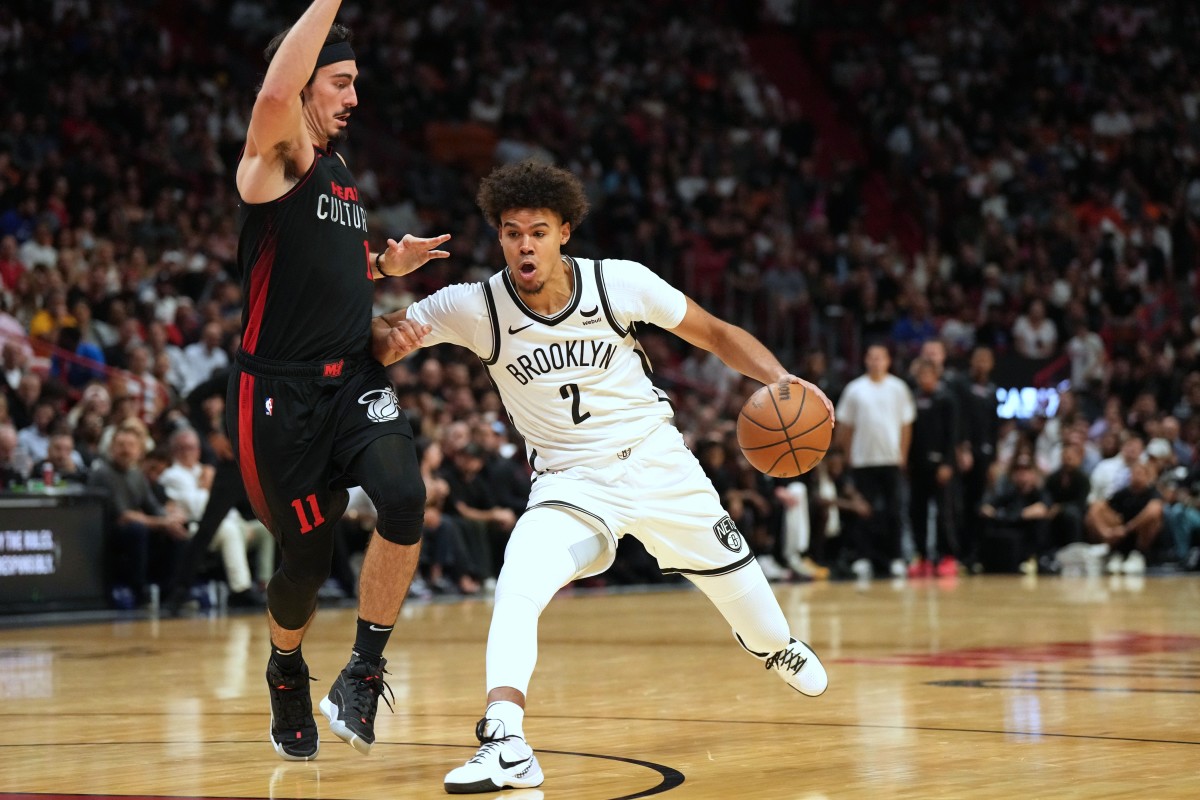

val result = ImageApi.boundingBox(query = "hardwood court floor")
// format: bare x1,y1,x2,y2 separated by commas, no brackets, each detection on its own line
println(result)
1,573,1198,799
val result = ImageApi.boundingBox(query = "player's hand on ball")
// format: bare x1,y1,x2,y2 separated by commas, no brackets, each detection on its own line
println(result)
378,233,452,277
782,373,835,427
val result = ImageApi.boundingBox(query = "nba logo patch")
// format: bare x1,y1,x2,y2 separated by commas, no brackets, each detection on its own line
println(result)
265,397,274,416
713,515,743,552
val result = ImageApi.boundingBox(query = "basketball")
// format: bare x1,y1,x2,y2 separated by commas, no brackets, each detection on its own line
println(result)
737,380,832,478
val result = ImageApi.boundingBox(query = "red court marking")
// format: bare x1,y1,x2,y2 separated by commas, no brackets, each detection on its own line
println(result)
838,632,1200,669
0,796,263,800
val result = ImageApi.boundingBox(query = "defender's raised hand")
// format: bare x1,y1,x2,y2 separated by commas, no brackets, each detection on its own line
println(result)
376,233,452,277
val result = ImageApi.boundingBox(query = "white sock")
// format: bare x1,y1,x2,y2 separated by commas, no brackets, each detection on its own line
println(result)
485,700,526,740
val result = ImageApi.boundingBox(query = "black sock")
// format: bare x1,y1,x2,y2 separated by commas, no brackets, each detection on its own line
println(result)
353,617,391,665
270,642,304,673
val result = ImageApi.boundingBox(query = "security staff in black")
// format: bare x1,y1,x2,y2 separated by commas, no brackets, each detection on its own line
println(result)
231,1,450,763
907,356,962,573
960,346,1000,571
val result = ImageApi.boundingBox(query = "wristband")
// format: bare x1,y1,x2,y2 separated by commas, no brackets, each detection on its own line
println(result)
375,252,385,275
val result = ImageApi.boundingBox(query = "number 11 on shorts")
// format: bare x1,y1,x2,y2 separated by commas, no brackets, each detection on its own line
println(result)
291,493,326,533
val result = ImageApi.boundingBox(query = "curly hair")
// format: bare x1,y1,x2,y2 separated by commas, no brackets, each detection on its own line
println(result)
476,160,590,229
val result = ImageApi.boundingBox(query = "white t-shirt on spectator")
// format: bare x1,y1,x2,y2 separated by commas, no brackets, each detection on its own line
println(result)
19,239,56,270
1012,315,1058,359
835,373,916,468
17,426,50,463
181,343,229,395
159,462,210,521
1067,331,1106,387
1088,455,1131,503
1092,109,1133,138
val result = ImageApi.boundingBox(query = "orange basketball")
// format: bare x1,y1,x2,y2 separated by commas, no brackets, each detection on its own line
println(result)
737,380,832,478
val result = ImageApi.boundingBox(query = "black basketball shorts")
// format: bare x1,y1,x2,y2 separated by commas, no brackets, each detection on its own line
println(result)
226,350,413,542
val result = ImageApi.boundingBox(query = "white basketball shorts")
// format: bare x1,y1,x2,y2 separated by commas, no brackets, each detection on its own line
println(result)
525,423,754,579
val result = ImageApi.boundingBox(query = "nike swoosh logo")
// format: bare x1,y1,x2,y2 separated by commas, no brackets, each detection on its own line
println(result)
498,754,533,770
368,624,393,632
580,306,599,317
508,323,534,334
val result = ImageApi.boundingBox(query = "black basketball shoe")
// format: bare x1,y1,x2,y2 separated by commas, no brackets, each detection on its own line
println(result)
319,655,392,754
266,660,319,761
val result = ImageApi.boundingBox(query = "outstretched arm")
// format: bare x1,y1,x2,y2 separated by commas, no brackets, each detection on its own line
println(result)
237,0,343,202
670,297,835,424
370,234,453,279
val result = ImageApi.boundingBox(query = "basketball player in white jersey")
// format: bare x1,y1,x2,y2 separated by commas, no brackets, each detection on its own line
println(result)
373,160,834,794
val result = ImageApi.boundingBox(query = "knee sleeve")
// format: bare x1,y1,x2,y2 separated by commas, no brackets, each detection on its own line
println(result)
348,434,425,545
485,508,606,694
688,559,791,658
267,555,329,629
494,507,608,614
485,594,541,694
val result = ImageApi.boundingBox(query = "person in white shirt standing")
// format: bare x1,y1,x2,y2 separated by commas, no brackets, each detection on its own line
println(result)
373,160,832,794
835,343,916,579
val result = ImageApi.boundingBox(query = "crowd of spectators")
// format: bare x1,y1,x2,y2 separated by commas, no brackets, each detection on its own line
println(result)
1,0,1199,610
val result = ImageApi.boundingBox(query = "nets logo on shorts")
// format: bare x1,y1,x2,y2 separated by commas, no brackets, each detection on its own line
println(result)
713,515,743,552
358,388,401,422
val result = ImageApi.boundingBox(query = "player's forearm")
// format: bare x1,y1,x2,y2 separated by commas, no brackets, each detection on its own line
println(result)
454,502,496,523
370,315,400,365
260,0,343,100
1125,500,1164,534
709,324,788,386
370,310,408,365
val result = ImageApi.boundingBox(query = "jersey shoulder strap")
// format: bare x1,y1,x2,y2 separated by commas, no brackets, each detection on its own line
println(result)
479,277,503,365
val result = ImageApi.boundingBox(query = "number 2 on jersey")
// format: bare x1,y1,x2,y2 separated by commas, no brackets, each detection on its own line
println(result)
559,383,592,424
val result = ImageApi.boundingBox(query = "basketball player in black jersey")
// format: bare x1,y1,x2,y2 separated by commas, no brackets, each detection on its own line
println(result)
233,0,450,761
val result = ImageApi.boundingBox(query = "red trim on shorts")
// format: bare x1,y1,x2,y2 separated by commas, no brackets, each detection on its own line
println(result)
237,372,272,531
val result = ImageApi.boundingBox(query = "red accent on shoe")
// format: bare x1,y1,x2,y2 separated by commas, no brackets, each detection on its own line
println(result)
907,559,934,579
936,557,959,578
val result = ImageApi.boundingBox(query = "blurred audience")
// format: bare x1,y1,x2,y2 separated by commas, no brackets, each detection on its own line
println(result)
1,0,1198,611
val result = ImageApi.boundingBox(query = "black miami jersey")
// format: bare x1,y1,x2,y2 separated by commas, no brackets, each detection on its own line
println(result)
231,146,412,542
236,145,374,361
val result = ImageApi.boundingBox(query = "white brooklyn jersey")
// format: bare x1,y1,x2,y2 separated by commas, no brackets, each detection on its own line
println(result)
407,256,688,471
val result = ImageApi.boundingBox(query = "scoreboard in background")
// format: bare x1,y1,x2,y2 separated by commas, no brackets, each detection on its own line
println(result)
0,492,108,613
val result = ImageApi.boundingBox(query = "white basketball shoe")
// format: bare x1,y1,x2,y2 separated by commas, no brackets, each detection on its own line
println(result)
767,638,829,696
444,718,544,794
737,632,828,696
